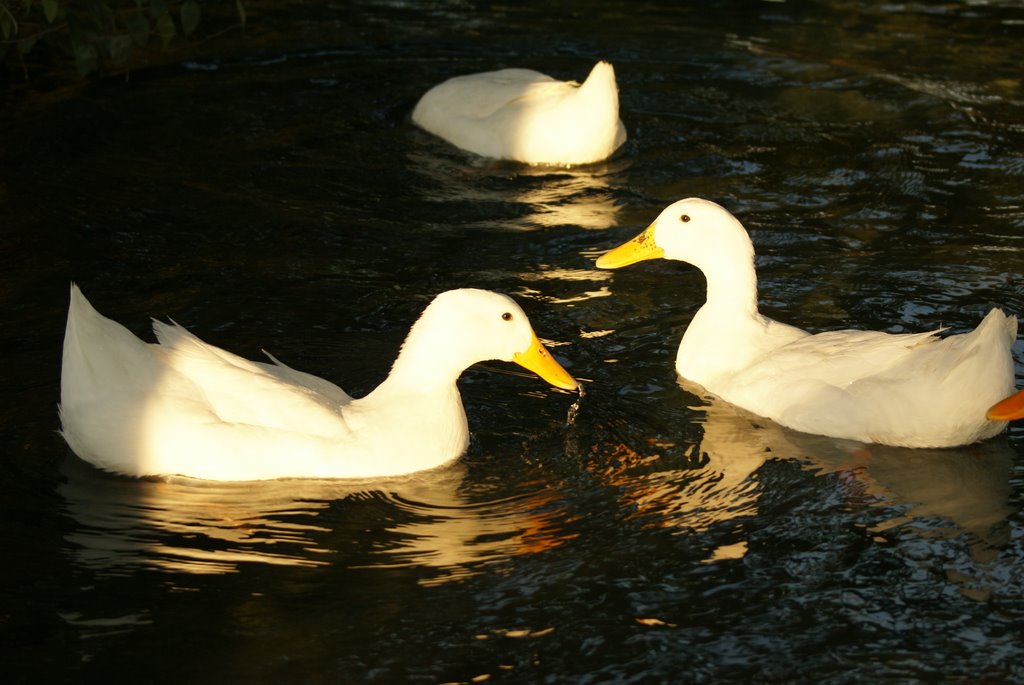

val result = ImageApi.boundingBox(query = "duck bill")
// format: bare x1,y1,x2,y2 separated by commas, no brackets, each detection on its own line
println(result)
513,332,578,391
986,388,1024,421
595,223,664,268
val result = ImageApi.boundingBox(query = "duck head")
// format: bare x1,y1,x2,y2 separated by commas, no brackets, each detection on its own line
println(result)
395,289,577,391
595,198,755,272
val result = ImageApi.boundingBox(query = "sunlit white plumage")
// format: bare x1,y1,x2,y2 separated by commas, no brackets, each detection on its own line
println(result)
412,61,626,165
597,198,1017,448
59,285,576,481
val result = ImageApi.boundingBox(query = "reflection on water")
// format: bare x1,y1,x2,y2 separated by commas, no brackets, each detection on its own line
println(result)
407,146,627,231
519,267,613,307
593,414,763,536
378,486,575,586
575,386,765,563
61,455,332,575
795,431,1015,560
678,380,1014,562
59,455,575,585
5,0,1024,681
578,376,1014,569
511,165,626,231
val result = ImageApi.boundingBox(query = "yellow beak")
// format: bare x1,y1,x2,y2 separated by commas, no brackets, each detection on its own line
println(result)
986,388,1024,421
595,222,664,268
513,332,578,391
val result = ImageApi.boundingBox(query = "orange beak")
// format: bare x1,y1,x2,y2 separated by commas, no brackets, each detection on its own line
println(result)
595,223,664,269
513,331,578,391
986,388,1024,421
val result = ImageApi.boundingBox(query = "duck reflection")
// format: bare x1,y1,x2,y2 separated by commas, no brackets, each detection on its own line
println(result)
376,483,575,586
578,384,767,562
690,377,1015,558
510,165,624,230
58,455,574,585
59,456,333,575
408,147,626,231
790,429,1014,559
695,394,1016,558
585,378,1014,563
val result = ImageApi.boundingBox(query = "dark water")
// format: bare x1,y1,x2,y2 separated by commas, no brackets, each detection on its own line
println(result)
3,1,1024,682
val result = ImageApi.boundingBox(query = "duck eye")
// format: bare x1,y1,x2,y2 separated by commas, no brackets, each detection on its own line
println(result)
501,312,513,321
681,214,691,223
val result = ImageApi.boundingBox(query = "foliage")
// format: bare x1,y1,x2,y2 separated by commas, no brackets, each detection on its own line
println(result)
0,0,247,76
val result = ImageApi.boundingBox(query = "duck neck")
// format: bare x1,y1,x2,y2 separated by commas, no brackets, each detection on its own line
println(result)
380,305,475,392
701,252,760,318
385,342,463,392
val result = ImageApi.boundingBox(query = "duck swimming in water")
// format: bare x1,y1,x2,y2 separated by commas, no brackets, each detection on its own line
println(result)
412,61,626,165
596,198,1016,448
59,285,577,481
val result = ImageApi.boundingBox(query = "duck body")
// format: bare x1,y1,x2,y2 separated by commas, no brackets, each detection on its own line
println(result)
59,285,576,481
597,198,1016,448
412,61,626,165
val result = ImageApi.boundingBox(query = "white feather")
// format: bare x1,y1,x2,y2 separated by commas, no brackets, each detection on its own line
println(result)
601,198,1016,448
412,61,627,165
59,285,574,480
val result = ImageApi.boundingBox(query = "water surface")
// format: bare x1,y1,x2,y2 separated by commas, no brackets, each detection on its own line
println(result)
2,1,1024,682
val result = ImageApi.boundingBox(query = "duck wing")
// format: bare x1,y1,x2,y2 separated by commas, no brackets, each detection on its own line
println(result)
152,320,352,438
416,69,564,121
733,327,943,393
721,309,1016,447
259,350,352,406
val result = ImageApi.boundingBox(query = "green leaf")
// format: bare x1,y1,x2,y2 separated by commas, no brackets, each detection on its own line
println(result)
18,34,39,55
124,12,150,47
149,0,169,20
106,34,133,64
42,0,59,24
73,41,99,75
180,0,200,37
235,0,247,30
155,11,175,48
89,1,116,33
0,13,11,41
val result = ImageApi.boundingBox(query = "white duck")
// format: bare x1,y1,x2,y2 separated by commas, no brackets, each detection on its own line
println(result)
59,285,577,481
596,198,1017,448
412,61,626,165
